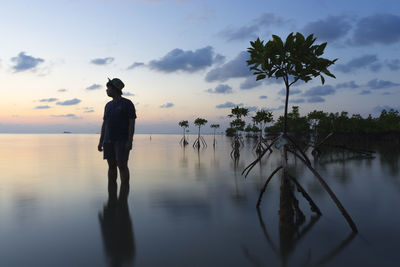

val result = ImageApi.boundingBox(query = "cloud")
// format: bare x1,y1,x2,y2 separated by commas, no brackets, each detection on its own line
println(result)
57,88,67,92
39,98,58,102
160,102,174,108
256,12,287,27
206,84,232,94
205,51,250,82
90,57,114,65
11,52,44,72
335,81,360,89
259,95,268,99
149,46,219,73
56,98,81,106
366,79,400,90
303,85,335,97
127,62,145,70
369,63,383,72
335,54,379,73
359,90,371,95
123,92,135,96
268,105,285,111
51,114,80,119
386,59,400,71
214,54,226,64
302,15,352,42
219,25,259,41
219,13,286,41
307,96,325,103
351,14,400,46
35,105,50,109
82,107,94,113
279,88,302,96
246,106,258,112
240,76,262,90
215,101,243,109
86,84,102,90
289,98,305,104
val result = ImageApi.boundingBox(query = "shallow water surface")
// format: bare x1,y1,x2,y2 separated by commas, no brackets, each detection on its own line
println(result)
0,134,399,266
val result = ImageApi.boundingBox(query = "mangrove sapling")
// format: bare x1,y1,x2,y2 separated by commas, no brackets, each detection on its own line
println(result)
252,109,274,155
178,120,189,146
229,106,249,160
246,32,358,232
193,118,207,149
210,124,220,148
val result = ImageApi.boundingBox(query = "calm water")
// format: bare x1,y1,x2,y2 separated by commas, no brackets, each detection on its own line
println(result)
0,134,399,267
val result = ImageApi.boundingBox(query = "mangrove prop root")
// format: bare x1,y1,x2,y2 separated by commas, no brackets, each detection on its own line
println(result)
179,136,189,146
316,132,334,147
261,138,272,153
287,174,322,215
289,149,358,233
257,165,283,207
285,134,312,165
193,137,207,149
312,132,376,156
242,135,280,177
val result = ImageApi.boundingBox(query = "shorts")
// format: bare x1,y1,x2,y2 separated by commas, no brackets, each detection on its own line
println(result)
103,140,130,161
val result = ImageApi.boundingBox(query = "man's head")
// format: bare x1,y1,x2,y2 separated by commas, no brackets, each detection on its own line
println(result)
106,78,124,97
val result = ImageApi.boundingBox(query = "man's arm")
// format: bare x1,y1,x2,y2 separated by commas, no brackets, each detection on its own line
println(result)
127,118,135,150
98,120,105,152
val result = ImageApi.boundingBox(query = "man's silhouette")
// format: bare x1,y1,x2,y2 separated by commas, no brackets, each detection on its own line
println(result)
98,78,136,185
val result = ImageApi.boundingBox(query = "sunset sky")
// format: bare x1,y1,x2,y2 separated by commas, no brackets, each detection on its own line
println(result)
1,0,399,133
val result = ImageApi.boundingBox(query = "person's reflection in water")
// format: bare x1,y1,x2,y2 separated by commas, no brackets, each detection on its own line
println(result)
99,181,135,267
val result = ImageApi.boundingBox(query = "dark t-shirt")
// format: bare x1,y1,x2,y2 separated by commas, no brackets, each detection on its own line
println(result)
103,97,136,142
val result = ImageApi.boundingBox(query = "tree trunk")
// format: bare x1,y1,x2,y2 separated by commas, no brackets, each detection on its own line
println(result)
283,81,290,135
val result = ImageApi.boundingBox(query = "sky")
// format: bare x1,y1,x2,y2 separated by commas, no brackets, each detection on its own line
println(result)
1,0,399,134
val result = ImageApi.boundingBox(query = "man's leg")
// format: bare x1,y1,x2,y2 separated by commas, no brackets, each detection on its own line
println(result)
117,161,130,185
107,159,118,186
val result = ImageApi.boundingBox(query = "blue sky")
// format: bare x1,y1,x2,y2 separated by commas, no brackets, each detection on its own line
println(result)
0,0,399,133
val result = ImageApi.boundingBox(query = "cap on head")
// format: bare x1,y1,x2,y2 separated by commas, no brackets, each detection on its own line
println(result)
107,78,125,91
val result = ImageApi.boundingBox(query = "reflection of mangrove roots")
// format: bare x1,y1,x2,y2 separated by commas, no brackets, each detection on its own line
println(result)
287,174,322,215
179,136,189,146
230,136,244,161
193,136,207,149
245,133,358,233
230,148,240,162
314,232,357,266
287,148,358,233
256,208,279,256
257,165,283,207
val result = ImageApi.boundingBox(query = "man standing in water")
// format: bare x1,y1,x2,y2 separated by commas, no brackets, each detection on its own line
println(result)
98,78,136,185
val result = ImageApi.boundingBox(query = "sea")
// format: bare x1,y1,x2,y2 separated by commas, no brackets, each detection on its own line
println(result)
0,134,399,267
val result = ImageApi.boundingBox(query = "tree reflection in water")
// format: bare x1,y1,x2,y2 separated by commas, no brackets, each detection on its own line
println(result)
98,181,135,267
244,175,356,267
